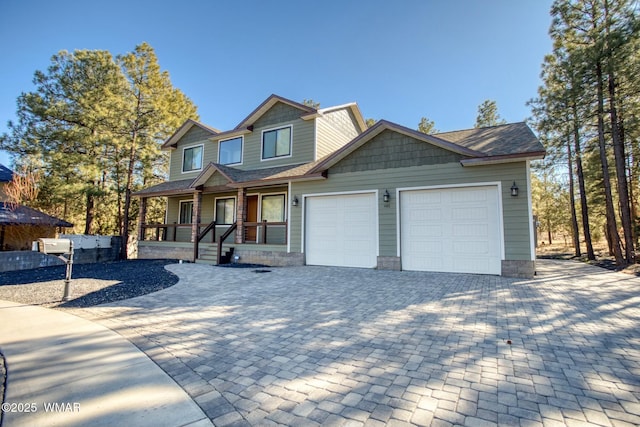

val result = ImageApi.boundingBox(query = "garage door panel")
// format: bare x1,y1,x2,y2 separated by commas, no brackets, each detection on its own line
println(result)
306,193,377,268
409,239,442,251
452,207,488,221
409,208,441,221
452,240,490,255
409,223,442,237
453,224,488,237
451,188,488,203
401,186,501,275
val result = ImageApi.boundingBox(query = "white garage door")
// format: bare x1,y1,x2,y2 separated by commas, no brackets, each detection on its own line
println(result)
401,186,501,274
305,193,377,268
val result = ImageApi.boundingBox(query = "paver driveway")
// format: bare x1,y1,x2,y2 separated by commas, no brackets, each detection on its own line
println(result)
75,260,640,426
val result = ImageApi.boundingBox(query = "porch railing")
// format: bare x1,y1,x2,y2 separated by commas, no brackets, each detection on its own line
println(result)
243,221,288,245
140,222,224,243
140,220,288,246
217,222,238,264
194,220,217,261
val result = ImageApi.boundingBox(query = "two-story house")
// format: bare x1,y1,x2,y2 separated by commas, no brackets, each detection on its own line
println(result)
135,94,545,278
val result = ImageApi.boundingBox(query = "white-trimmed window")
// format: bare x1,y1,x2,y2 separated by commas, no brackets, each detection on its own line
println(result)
182,145,203,172
179,201,193,224
215,198,236,225
262,126,292,160
219,137,243,165
261,194,286,222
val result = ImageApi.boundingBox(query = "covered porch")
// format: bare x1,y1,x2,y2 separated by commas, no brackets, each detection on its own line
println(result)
135,182,292,264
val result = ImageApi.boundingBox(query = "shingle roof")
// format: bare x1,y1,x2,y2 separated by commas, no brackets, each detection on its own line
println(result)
214,163,315,183
434,122,544,157
132,179,194,196
0,164,13,182
0,202,73,227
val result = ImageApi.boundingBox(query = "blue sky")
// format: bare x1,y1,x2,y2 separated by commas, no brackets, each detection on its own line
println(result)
0,0,553,168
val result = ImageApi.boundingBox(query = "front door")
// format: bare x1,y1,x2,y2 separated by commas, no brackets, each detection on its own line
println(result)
246,195,259,242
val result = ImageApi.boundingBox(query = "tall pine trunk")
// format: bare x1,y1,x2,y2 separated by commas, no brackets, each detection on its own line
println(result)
604,0,634,263
84,183,95,235
572,104,595,260
607,66,634,263
566,133,581,257
596,60,624,265
121,129,138,260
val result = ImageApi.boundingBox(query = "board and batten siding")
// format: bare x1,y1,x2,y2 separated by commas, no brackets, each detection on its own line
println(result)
290,161,531,261
315,108,361,159
168,126,218,181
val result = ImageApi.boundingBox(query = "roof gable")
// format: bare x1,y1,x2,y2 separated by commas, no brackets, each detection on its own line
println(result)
308,120,482,173
328,128,467,174
190,163,236,188
161,119,220,150
309,120,546,173
234,94,316,130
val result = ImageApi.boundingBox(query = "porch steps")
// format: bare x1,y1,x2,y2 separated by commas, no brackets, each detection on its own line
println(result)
196,246,234,265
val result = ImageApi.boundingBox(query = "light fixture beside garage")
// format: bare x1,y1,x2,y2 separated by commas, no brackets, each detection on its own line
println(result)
292,196,299,207
511,181,519,197
383,189,390,203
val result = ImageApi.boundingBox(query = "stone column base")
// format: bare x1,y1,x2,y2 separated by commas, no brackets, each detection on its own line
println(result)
377,256,402,271
501,260,535,278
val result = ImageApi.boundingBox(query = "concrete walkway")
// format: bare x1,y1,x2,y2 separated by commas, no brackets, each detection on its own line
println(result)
70,260,640,426
0,299,212,427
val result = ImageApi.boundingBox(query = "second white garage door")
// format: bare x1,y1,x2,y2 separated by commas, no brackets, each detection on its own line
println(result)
305,193,377,268
400,185,502,275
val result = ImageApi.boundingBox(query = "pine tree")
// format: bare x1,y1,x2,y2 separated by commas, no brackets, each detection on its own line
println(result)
475,100,507,127
417,117,439,134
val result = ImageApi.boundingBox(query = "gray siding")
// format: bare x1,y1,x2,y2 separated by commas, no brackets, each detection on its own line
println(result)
253,103,305,129
214,118,315,170
290,161,531,262
168,127,217,181
316,108,360,159
331,129,465,173
167,103,311,183
203,172,230,187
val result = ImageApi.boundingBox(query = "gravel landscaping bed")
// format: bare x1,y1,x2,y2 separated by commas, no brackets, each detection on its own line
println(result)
0,259,179,308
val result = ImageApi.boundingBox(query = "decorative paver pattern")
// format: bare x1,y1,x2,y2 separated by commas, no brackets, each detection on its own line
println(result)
74,260,640,426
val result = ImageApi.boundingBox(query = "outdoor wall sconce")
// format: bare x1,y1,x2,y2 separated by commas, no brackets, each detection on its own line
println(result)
292,196,299,207
511,181,519,197
383,190,390,203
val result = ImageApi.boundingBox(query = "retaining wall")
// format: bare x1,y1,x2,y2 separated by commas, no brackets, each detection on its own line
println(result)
0,236,122,272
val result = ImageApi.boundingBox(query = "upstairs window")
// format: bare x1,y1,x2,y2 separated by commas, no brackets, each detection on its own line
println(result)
179,201,193,224
182,145,203,172
219,137,243,165
262,126,292,160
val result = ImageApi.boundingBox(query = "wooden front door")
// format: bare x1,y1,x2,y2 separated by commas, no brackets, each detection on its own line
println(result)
246,195,259,242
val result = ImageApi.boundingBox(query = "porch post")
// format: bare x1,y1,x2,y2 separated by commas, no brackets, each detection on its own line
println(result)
192,189,202,261
137,197,147,241
236,187,246,244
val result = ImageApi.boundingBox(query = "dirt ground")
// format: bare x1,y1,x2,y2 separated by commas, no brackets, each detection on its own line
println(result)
536,240,640,275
